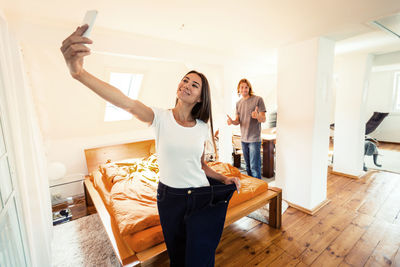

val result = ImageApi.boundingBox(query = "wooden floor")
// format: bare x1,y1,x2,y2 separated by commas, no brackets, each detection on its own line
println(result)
145,170,400,267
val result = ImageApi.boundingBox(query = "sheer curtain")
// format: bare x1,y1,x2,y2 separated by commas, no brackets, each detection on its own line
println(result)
0,12,52,267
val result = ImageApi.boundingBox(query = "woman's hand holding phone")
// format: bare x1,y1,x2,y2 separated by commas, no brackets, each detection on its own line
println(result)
60,11,97,78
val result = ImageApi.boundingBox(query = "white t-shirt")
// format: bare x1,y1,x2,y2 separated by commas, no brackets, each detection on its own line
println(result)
150,107,210,188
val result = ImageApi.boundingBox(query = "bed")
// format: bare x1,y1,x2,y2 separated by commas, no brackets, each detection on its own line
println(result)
83,139,282,267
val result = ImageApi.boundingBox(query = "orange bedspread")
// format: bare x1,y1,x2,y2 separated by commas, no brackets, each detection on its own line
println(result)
93,155,268,252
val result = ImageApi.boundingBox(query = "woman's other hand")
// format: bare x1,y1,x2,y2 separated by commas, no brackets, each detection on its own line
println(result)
224,177,241,193
60,25,93,79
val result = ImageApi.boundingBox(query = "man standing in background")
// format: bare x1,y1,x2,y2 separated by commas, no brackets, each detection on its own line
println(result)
227,78,266,179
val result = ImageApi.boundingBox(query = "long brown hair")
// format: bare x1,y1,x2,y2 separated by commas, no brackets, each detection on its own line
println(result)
177,70,218,160
237,78,254,96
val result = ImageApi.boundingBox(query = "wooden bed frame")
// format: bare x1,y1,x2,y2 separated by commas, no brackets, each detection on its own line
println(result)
83,139,282,267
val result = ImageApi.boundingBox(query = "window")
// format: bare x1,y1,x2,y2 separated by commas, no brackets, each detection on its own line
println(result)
104,72,143,122
394,72,400,112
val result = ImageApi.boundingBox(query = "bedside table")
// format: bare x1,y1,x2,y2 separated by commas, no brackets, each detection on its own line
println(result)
50,176,87,225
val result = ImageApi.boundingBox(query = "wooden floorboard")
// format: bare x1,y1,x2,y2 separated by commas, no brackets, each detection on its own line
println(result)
364,223,400,267
297,208,359,265
244,243,284,266
344,219,392,266
147,170,400,266
310,213,374,267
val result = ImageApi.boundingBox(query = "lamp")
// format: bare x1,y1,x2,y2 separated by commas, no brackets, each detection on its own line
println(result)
47,162,66,181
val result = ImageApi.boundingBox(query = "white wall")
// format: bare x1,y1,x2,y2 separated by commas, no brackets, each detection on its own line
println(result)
365,51,400,143
372,113,400,143
333,54,372,176
367,70,400,143
366,71,395,115
331,51,400,143
374,51,400,67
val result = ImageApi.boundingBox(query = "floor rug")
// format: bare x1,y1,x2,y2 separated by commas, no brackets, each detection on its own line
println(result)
51,214,120,267
247,204,270,224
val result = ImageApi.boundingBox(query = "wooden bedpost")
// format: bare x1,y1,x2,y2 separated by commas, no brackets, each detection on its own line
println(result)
268,187,282,229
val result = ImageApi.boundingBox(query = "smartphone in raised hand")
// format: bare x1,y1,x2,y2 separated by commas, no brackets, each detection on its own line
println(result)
81,10,98,38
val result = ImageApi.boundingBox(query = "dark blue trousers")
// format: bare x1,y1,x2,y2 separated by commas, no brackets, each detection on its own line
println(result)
157,177,236,267
241,141,262,178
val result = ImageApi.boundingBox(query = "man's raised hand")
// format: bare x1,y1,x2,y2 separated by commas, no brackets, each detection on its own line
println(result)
227,114,233,125
251,106,259,119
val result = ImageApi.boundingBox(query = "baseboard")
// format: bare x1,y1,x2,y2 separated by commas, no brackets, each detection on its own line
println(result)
329,169,363,179
286,199,331,215
328,166,364,179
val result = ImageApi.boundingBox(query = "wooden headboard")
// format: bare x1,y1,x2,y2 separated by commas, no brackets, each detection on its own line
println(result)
84,139,156,174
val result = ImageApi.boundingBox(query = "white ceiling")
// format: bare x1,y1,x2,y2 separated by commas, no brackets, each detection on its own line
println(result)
2,0,400,58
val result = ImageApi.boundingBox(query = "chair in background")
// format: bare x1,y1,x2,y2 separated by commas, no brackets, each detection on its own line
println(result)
232,135,243,168
363,112,389,170
365,111,389,140
205,130,220,162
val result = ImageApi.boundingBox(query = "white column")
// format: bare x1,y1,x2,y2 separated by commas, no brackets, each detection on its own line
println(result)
333,54,373,176
276,37,335,210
